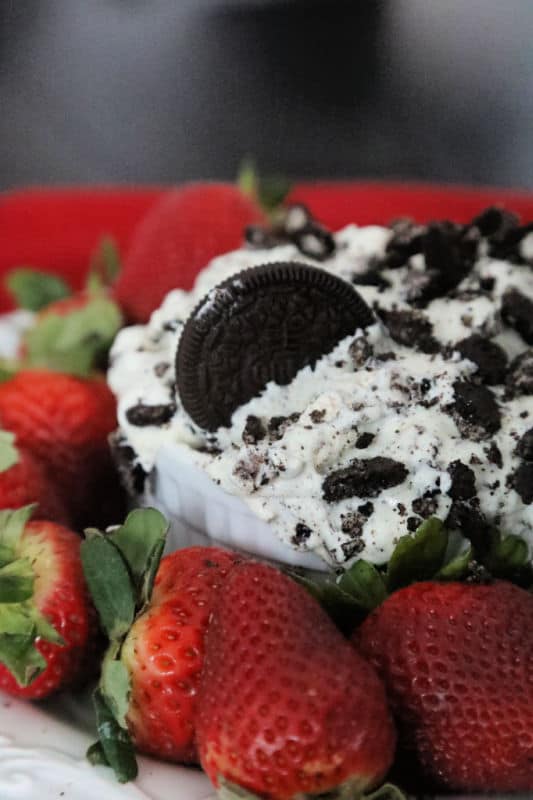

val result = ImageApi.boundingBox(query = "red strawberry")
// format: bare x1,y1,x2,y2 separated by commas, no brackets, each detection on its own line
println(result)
196,561,396,800
0,187,163,312
121,545,242,763
114,183,266,323
0,431,70,525
0,371,121,528
0,506,96,698
81,512,243,781
355,580,533,793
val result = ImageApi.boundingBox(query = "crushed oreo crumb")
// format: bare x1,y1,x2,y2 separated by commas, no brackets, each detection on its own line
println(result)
242,415,267,445
447,460,476,500
411,492,440,518
407,516,421,532
485,442,503,469
376,307,440,354
126,402,177,427
506,349,533,396
355,432,375,450
454,334,508,385
245,204,336,262
349,335,373,367
357,501,374,517
268,413,300,440
451,381,501,438
509,463,533,504
292,522,312,545
109,432,148,495
516,428,533,461
323,457,408,502
501,288,533,345
153,361,170,378
310,409,326,424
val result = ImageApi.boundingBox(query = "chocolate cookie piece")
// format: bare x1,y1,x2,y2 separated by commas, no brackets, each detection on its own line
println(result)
451,381,501,438
109,432,148,496
376,307,440,354
501,289,533,345
126,402,177,427
242,415,266,445
516,428,533,461
506,350,533,396
447,460,476,501
322,457,408,502
177,263,375,431
510,463,533,504
454,334,508,385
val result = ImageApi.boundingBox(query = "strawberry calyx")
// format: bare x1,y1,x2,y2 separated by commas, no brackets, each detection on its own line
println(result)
293,517,533,633
80,507,169,782
237,158,291,217
5,236,123,377
0,505,65,687
217,778,406,800
6,269,71,312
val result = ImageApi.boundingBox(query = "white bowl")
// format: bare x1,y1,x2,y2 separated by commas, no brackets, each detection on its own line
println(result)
143,443,328,572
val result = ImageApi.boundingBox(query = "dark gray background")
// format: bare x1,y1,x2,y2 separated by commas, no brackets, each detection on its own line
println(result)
1,0,532,189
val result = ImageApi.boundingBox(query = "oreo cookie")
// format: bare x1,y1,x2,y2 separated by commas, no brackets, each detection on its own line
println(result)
451,381,501,438
501,289,533,345
322,457,408,502
126,402,177,427
454,333,508,385
176,262,375,431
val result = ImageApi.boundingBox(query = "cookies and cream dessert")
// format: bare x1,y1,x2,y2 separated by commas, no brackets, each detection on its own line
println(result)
108,207,533,570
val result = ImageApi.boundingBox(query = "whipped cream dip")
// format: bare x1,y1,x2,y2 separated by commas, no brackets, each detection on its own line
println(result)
108,218,533,569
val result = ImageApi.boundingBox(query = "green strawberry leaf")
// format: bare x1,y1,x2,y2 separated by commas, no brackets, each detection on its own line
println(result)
483,531,532,584
92,689,138,783
0,431,19,473
24,294,123,377
81,534,136,640
109,508,168,604
87,236,121,289
86,741,110,767
288,570,363,635
434,530,472,581
29,605,64,645
0,630,47,686
0,558,34,602
338,559,388,612
386,517,448,592
6,268,71,311
0,505,36,553
101,642,131,729
237,157,291,215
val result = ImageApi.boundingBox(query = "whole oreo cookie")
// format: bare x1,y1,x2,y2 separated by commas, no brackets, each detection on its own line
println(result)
176,262,375,431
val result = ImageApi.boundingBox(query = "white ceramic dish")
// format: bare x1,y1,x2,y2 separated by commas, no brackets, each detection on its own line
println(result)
145,442,327,571
0,690,215,800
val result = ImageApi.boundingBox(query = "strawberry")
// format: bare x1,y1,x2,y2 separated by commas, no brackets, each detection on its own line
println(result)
0,506,95,698
0,186,163,312
0,430,70,525
196,561,396,800
355,580,533,793
114,183,266,323
0,371,122,528
6,238,123,376
81,510,242,781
